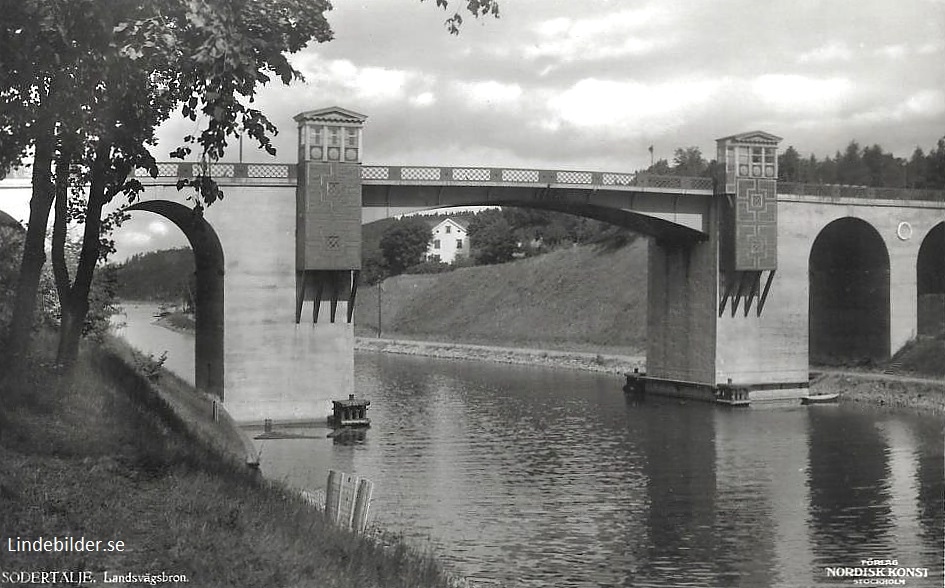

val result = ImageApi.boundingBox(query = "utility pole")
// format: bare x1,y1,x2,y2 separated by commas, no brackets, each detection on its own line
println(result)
376,282,382,338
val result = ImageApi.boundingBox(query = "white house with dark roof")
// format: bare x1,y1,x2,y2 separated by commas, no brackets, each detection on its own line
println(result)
426,217,470,263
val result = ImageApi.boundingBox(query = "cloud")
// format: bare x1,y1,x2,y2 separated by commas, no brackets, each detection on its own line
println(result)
121,231,153,246
147,220,169,236
523,6,674,62
853,89,945,123
410,92,436,107
453,80,523,109
294,57,424,104
544,78,721,136
751,75,854,115
875,44,908,59
797,42,853,64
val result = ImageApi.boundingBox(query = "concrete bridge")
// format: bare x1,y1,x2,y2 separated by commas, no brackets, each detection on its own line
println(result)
2,106,942,420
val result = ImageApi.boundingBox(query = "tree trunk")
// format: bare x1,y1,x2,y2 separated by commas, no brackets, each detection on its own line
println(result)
5,115,56,366
51,146,72,304
55,299,86,366
54,145,109,367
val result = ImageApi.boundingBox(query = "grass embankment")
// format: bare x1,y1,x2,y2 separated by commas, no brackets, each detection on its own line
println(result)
354,240,648,355
0,332,457,588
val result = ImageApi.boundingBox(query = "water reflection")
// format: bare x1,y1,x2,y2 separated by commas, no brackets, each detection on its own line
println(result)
113,311,944,587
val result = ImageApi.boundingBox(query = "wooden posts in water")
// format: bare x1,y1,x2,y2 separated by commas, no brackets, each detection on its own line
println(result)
324,469,374,533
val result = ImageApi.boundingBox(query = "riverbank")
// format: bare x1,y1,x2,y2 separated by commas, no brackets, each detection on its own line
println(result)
0,330,462,588
812,371,945,415
141,307,940,415
355,336,644,374
356,337,944,415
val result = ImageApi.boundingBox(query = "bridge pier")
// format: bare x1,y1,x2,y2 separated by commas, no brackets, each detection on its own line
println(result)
640,132,809,405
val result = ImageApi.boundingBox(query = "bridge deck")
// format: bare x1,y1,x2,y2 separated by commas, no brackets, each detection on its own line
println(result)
3,162,943,203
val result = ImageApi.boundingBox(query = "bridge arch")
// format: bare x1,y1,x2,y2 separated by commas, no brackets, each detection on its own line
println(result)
124,200,225,399
365,200,705,246
917,221,945,336
809,217,890,365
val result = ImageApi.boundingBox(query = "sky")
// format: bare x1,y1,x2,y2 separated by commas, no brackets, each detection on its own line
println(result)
2,0,944,258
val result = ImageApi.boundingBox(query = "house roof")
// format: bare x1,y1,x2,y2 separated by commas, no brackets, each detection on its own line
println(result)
293,106,368,125
429,217,470,231
716,130,782,145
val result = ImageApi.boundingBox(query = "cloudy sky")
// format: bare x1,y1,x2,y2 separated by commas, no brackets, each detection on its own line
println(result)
169,0,945,170
3,0,945,257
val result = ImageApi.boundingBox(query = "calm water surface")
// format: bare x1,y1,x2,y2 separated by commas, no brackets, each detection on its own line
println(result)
116,305,945,587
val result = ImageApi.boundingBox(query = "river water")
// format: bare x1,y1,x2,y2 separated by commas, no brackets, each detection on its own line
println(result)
114,303,944,587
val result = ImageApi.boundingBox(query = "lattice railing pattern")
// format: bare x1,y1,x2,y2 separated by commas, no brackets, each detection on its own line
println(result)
401,167,441,181
135,163,180,177
247,164,288,178
601,173,637,186
118,162,945,201
556,171,593,184
155,163,180,177
192,163,235,177
451,168,492,182
502,169,541,182
361,166,389,180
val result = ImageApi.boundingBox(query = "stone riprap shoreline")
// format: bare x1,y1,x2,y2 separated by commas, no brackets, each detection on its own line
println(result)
355,337,645,374
356,337,944,415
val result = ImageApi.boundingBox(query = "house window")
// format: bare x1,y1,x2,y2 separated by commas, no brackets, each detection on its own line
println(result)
456,239,463,249
445,225,451,234
345,128,358,147
434,239,440,249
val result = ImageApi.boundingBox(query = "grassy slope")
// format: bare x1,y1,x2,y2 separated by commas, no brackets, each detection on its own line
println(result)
0,333,455,588
354,239,944,377
355,240,649,354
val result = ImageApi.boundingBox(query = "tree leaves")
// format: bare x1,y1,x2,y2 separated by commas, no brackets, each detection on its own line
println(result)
424,0,500,35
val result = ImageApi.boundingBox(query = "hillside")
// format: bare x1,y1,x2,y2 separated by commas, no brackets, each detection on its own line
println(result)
354,240,649,353
114,248,194,303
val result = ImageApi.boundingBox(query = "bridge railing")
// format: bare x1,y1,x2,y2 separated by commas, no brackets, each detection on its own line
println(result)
779,182,944,202
140,163,297,180
7,162,942,201
361,166,716,191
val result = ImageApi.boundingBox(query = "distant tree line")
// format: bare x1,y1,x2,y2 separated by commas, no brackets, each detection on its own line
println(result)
778,139,945,188
112,248,195,306
645,138,945,189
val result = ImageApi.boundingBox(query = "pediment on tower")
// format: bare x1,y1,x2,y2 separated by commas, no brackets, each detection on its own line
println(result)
293,106,368,125
716,130,782,145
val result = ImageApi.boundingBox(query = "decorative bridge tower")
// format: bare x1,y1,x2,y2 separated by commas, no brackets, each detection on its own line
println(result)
641,130,808,404
716,131,781,317
294,107,366,323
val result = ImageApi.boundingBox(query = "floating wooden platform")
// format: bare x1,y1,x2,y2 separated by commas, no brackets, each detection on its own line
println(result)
328,394,371,428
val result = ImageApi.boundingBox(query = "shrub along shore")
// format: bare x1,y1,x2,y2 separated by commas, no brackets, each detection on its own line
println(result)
0,331,465,588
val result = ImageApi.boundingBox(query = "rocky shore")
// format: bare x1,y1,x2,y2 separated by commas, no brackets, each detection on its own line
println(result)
811,372,945,415
354,337,645,374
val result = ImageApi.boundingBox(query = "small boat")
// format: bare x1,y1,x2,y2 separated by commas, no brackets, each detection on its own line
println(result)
802,393,840,405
